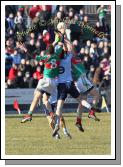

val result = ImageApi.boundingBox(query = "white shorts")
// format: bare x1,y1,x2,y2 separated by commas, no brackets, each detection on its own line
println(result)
75,75,94,93
36,77,58,95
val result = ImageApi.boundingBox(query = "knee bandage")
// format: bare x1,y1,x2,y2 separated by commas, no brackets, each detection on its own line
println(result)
81,100,91,110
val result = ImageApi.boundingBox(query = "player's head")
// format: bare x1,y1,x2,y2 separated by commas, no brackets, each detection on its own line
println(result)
57,22,66,34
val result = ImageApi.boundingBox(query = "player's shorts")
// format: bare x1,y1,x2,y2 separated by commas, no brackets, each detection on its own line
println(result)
57,81,80,100
36,77,58,95
48,86,57,104
75,75,94,95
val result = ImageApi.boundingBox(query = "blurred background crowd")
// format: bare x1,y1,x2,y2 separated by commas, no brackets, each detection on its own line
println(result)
5,5,111,89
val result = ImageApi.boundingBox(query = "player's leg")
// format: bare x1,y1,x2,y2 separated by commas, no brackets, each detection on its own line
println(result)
88,88,102,112
21,78,51,123
52,99,65,137
76,94,100,121
48,86,58,119
75,76,100,121
52,83,67,137
42,93,55,129
49,95,71,138
76,100,85,132
21,90,42,123
68,82,86,131
60,116,72,139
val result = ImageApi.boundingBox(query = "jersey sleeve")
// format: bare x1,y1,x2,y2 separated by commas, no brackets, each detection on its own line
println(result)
54,33,61,43
55,46,63,57
36,55,48,63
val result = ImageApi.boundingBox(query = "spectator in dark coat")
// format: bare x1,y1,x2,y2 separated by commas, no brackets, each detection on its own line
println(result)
15,71,25,88
5,49,13,77
26,39,37,59
93,63,104,87
24,59,33,76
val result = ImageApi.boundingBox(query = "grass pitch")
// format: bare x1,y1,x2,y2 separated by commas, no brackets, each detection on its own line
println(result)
5,112,111,155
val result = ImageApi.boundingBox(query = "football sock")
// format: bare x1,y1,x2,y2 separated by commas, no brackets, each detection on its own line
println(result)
89,109,95,115
28,111,32,115
63,127,68,135
76,117,82,125
55,115,60,126
76,105,82,119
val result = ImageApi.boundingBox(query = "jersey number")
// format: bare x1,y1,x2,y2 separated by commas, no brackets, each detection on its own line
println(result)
51,59,57,69
59,66,65,74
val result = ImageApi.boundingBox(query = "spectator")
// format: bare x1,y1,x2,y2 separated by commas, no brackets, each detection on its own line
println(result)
39,5,51,31
25,59,33,76
39,37,46,52
18,59,26,76
97,5,109,32
23,71,31,88
29,73,38,88
83,52,92,72
33,40,41,55
32,66,43,80
6,39,14,54
6,28,15,40
15,71,25,88
90,43,98,57
69,13,81,41
14,11,25,32
82,16,94,43
26,39,37,59
78,47,85,60
54,11,63,30
58,5,66,19
6,13,15,30
93,63,104,87
18,5,25,16
42,30,51,48
94,22,102,42
5,49,13,78
12,49,21,65
8,64,18,85
101,47,109,59
72,40,80,54
90,43,99,66
95,21,102,33
29,5,39,19
88,65,95,81
97,41,104,57
26,32,36,43
6,79,16,88
79,8,84,21
85,40,91,49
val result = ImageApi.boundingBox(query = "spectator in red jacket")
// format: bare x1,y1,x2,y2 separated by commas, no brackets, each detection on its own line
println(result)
33,66,43,80
7,64,18,88
29,5,39,19
8,63,18,81
42,30,51,48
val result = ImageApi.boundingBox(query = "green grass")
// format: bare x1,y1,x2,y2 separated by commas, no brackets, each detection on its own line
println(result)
5,113,111,155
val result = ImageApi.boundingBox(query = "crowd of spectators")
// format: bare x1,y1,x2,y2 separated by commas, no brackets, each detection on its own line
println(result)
5,5,111,89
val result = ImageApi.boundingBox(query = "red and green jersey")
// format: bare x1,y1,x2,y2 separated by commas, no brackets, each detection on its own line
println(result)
36,47,62,78
71,56,86,81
